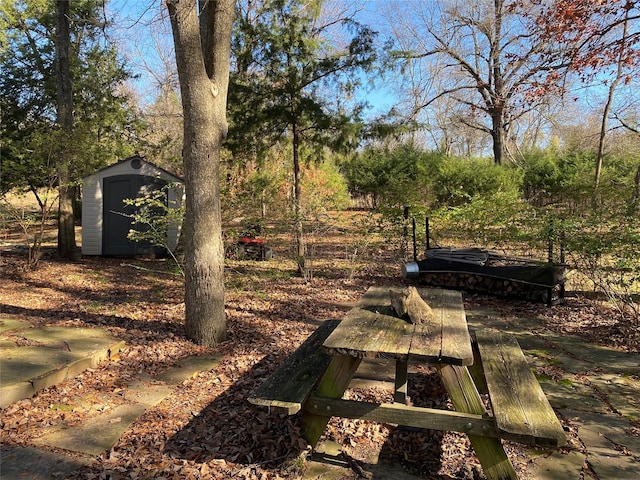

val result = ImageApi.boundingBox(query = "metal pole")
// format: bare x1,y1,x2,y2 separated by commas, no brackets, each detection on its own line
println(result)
548,218,554,264
426,217,430,251
403,206,410,260
412,217,417,261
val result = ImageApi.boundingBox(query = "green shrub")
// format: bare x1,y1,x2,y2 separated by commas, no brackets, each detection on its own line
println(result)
340,144,441,208
562,209,639,320
428,190,539,250
431,157,522,208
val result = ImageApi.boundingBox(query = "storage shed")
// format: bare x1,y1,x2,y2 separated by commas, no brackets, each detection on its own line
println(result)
81,156,184,256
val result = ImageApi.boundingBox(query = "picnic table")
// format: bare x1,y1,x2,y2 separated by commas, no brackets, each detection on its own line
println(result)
248,286,566,480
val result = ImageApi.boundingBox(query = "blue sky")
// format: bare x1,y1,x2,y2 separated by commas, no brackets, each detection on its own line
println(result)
106,1,638,134
107,0,399,117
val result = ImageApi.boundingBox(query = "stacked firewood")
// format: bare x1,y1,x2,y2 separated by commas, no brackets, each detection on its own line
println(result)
414,271,560,303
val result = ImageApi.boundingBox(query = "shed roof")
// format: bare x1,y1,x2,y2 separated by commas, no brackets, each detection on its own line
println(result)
84,155,183,183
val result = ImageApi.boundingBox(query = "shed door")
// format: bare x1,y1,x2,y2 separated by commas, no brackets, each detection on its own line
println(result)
102,175,167,256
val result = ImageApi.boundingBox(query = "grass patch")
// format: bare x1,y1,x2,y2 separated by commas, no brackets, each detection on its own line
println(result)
49,403,75,412
84,302,104,311
557,378,574,386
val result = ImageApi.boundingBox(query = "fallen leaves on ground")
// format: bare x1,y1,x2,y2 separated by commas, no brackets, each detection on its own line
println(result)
1,236,638,479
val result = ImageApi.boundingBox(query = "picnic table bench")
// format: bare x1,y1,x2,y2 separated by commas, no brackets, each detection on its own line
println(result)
248,286,566,480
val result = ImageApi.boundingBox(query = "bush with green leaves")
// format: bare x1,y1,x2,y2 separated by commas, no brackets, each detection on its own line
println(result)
340,144,440,208
430,157,522,208
521,149,567,201
562,209,639,321
427,191,543,252
301,160,351,220
343,145,523,212
124,183,184,273
520,145,640,213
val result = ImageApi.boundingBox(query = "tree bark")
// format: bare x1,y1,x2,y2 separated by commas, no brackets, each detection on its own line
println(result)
167,0,234,346
55,0,78,259
631,163,640,215
292,120,306,277
491,111,505,166
594,5,631,198
490,0,505,165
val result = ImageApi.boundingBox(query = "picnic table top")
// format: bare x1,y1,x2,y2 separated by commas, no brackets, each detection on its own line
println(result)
322,286,473,366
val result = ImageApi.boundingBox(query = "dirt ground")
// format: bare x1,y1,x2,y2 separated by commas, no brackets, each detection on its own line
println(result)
1,210,638,479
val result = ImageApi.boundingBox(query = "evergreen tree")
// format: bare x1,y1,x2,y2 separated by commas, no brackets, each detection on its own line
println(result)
0,1,140,201
227,0,377,276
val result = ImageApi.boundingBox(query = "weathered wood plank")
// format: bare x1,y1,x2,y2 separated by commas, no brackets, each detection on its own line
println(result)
322,288,414,360
411,288,473,365
438,364,518,480
247,319,340,415
301,355,362,447
322,286,473,365
469,333,489,394
407,287,441,360
475,329,567,447
304,395,501,438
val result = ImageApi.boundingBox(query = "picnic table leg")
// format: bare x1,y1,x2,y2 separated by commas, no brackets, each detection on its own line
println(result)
301,355,362,447
394,360,408,404
437,364,518,480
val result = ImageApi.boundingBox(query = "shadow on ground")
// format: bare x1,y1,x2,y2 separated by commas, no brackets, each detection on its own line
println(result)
163,354,309,475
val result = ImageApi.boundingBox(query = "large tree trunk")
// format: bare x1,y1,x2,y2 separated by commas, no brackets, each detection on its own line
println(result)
55,0,78,259
167,0,234,346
